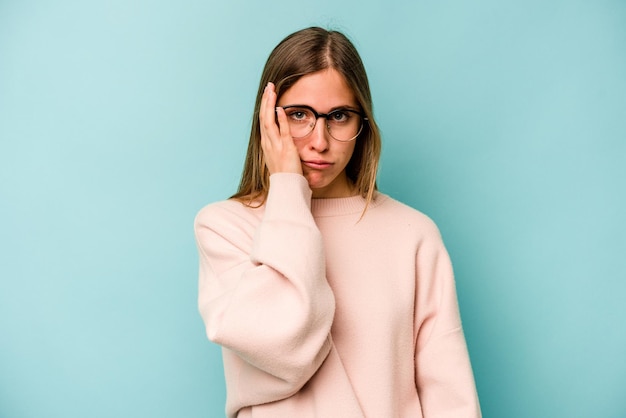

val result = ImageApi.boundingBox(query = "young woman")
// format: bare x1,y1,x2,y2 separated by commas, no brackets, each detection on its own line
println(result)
195,27,481,418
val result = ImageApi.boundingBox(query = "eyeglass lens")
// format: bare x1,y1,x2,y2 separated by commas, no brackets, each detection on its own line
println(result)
283,107,363,142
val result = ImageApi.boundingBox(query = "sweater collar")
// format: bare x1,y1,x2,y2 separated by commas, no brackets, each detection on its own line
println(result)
311,191,387,218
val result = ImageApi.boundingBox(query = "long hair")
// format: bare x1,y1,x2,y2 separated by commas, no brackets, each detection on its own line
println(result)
232,27,381,210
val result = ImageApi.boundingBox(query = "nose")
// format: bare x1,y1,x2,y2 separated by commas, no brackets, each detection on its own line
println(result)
308,117,330,151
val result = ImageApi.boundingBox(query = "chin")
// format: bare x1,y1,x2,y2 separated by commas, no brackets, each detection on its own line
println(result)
308,183,331,193
304,173,329,188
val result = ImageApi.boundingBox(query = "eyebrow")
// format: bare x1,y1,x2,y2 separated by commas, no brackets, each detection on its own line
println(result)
282,104,360,112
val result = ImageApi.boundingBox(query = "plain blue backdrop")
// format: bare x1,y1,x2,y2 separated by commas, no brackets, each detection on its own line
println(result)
1,1,625,417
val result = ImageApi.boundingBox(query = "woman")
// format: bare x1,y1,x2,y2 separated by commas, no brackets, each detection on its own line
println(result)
195,27,481,417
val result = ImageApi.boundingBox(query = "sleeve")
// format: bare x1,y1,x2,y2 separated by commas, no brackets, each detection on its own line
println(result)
195,173,335,414
413,225,482,418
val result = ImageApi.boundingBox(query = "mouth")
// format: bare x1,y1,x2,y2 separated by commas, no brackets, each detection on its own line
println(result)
302,160,333,170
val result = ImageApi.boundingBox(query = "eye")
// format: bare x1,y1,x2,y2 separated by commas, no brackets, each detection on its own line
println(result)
328,110,351,123
285,108,312,123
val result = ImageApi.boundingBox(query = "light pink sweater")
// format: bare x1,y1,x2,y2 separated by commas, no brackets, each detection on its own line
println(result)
195,173,481,417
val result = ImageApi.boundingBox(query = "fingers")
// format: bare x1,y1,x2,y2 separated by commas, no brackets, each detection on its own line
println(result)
259,82,302,175
275,106,291,138
260,82,292,141
259,82,278,145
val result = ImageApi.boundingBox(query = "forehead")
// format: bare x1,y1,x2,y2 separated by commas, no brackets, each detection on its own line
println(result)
278,68,357,109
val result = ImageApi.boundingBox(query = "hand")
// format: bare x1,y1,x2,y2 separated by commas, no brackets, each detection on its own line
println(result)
260,82,303,175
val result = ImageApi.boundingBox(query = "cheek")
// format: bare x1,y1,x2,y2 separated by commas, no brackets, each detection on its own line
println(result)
294,141,306,156
340,143,357,165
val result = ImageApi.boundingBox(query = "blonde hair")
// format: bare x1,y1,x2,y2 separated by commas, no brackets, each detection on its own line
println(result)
232,27,381,210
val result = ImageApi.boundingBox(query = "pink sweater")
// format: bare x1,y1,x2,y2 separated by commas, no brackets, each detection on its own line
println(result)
195,173,481,417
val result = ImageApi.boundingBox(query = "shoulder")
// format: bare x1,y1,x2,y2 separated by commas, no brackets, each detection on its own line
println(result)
194,198,263,233
369,193,442,240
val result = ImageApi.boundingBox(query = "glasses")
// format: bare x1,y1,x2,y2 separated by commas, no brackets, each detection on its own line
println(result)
281,105,367,142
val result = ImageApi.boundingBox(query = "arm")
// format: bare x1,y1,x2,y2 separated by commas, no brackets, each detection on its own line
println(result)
414,226,481,418
195,174,335,410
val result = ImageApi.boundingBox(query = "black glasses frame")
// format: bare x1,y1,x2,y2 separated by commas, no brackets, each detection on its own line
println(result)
281,105,368,142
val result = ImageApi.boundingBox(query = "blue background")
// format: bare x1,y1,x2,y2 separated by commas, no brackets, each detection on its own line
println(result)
1,1,625,417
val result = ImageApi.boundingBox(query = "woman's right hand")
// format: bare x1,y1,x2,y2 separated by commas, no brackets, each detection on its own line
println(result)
260,82,303,175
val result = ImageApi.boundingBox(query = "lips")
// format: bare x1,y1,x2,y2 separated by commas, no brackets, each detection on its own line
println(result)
302,160,333,170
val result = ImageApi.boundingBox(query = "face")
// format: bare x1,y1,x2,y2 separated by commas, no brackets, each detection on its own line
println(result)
277,68,358,198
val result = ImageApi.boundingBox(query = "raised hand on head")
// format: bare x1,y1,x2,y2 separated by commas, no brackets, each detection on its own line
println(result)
259,82,303,175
